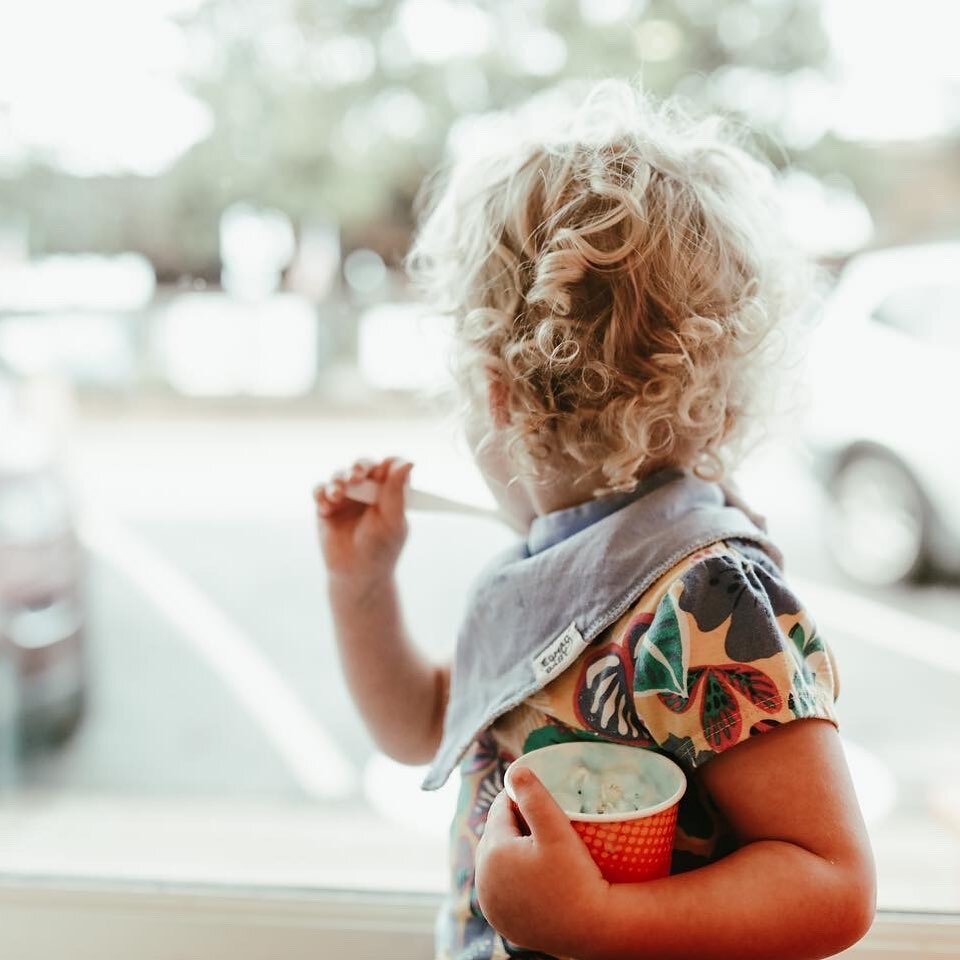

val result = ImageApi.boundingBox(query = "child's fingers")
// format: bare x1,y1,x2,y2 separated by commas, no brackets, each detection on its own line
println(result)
313,482,334,503
313,457,405,514
316,482,369,520
480,789,523,845
509,767,572,845
377,459,413,518
351,458,376,480
314,460,379,515
371,456,398,483
313,482,348,516
314,484,338,516
313,460,373,492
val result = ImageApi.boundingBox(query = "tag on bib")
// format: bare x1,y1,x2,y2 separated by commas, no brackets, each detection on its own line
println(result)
532,621,587,683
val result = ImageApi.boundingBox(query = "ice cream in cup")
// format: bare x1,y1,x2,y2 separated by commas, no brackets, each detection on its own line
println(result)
504,741,687,883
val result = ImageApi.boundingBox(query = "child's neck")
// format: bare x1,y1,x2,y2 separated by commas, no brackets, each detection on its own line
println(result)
525,470,623,517
526,461,677,517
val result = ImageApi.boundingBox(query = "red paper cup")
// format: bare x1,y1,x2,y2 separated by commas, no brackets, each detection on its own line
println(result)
504,741,686,883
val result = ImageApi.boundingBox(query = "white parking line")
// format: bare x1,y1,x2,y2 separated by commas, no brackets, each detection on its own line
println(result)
794,575,960,675
77,511,357,801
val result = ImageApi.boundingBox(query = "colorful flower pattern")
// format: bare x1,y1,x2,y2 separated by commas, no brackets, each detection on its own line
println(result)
435,539,840,960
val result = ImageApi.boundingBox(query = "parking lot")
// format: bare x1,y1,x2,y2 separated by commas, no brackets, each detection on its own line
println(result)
6,410,960,911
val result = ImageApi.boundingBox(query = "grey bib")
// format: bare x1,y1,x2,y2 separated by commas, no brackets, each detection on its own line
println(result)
421,468,779,790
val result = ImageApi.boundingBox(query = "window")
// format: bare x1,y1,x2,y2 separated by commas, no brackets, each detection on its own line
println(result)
1,0,958,955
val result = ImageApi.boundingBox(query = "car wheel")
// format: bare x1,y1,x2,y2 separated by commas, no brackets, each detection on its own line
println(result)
19,688,86,752
825,449,931,587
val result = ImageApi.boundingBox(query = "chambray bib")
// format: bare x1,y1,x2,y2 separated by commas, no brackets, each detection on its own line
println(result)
421,467,780,791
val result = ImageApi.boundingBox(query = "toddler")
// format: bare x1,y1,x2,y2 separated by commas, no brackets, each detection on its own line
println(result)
314,79,876,960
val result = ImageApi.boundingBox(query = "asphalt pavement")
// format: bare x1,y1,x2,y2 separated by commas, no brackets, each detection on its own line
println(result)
10,411,960,912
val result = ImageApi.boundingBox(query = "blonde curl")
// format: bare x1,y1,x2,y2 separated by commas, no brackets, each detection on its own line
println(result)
405,78,819,496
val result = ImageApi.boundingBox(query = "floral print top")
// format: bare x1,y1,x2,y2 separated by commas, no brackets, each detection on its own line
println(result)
434,538,841,960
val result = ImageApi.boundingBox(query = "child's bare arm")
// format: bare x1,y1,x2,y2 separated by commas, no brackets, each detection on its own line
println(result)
477,719,876,960
598,718,876,959
315,456,449,765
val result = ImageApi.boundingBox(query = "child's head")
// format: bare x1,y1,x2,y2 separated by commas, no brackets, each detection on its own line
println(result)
406,78,810,506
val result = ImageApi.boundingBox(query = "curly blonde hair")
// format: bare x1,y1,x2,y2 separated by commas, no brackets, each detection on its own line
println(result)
405,78,813,495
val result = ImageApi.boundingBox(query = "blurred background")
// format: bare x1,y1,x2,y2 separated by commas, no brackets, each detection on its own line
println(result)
0,0,958,913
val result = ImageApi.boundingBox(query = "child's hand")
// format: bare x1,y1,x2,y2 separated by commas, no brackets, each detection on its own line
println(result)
313,456,414,592
475,767,610,957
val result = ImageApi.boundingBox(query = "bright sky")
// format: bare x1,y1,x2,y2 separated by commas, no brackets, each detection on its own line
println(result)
821,0,960,140
0,0,957,176
0,0,211,176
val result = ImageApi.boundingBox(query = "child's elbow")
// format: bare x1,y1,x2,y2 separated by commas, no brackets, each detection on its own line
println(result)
373,715,444,766
830,865,877,954
374,730,440,766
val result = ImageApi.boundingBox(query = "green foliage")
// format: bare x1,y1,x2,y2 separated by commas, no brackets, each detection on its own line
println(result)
4,0,834,276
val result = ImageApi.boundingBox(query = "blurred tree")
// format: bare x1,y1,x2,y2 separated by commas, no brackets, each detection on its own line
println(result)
0,0,827,280
2,0,948,280
167,0,831,262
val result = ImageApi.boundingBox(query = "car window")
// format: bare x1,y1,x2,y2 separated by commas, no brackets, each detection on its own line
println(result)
872,284,960,347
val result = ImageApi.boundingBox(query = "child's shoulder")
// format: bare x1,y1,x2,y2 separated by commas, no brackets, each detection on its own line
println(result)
633,536,789,617
611,536,814,662
526,536,839,769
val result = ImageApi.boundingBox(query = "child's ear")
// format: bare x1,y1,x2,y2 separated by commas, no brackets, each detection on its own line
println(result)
486,370,511,429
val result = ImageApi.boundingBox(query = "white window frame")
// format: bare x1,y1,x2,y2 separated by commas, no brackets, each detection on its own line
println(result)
0,793,957,958
0,881,958,958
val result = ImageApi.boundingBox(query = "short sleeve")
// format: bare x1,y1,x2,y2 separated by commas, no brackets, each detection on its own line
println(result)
630,543,840,772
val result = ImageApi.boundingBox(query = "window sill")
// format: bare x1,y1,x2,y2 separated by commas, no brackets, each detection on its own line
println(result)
0,880,958,959
1,792,958,958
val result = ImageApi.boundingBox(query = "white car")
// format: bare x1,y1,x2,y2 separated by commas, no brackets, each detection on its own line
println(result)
803,243,960,587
